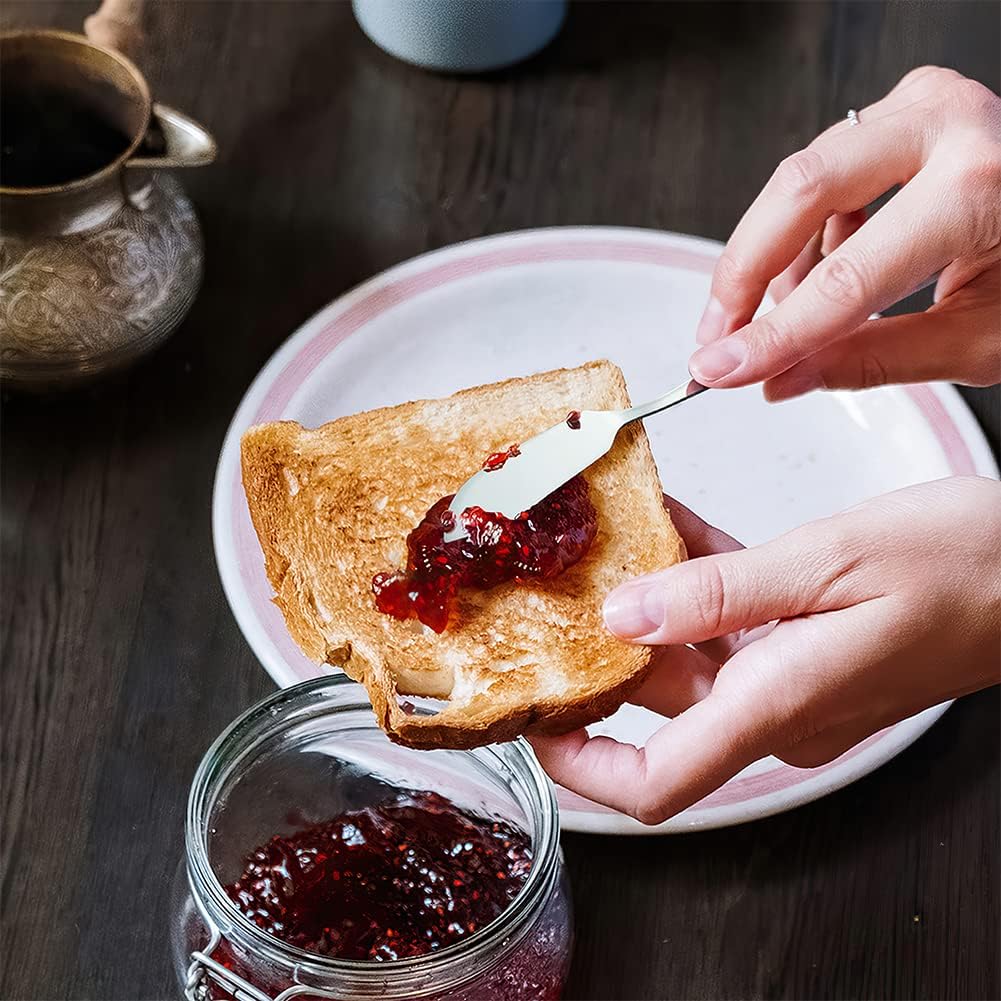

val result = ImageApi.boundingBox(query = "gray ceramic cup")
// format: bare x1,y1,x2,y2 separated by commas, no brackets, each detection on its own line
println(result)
352,0,567,73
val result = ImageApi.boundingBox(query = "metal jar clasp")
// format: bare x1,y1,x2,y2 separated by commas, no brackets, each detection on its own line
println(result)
185,925,339,1001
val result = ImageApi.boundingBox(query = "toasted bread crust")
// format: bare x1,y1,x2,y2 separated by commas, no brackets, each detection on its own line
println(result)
241,361,685,749
373,658,661,751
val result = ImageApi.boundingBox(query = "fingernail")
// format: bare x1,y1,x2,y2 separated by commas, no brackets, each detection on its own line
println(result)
695,298,727,345
603,581,664,640
689,337,746,384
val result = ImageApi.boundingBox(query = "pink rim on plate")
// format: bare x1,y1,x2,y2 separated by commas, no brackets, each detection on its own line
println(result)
213,227,998,834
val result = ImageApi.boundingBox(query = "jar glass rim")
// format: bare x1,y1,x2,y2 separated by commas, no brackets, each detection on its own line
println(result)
185,675,561,987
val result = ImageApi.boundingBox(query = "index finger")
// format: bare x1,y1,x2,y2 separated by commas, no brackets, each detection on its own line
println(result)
662,493,744,558
695,68,960,345
690,164,964,388
699,109,932,344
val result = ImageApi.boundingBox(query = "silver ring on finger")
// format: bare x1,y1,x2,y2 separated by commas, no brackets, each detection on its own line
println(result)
846,108,861,127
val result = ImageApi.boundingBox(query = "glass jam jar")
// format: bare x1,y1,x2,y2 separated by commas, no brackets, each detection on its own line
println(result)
171,676,573,1000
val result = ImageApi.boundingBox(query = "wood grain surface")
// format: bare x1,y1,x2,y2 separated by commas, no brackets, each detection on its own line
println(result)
1,3,998,999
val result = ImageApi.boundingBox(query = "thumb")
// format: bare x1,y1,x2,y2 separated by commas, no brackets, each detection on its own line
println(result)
603,524,863,645
764,269,1001,401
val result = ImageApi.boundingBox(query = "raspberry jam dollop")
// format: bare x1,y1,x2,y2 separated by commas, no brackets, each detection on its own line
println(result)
372,474,598,633
224,791,532,961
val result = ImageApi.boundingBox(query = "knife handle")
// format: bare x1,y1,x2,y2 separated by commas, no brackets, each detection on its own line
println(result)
622,379,708,424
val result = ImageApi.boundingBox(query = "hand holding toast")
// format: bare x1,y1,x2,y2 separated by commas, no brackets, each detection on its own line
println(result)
688,66,1001,397
531,478,1001,825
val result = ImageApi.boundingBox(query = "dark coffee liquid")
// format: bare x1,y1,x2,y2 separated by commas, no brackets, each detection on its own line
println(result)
1,87,132,187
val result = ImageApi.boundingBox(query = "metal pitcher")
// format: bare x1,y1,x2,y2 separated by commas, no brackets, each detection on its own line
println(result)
0,29,216,389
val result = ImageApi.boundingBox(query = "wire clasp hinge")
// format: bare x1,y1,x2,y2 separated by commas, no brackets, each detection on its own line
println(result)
186,925,337,1001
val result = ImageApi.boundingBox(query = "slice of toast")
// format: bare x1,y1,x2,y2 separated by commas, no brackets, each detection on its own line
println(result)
241,360,685,749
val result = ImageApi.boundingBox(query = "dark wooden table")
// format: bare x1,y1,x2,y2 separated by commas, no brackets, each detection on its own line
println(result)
2,3,999,999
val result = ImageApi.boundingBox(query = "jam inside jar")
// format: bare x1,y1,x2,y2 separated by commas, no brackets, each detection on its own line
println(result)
171,676,572,1000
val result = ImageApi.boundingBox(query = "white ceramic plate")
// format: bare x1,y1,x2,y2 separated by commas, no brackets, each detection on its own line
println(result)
213,227,998,835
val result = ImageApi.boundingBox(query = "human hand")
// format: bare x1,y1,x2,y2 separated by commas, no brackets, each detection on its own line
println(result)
530,477,1001,825
687,66,1001,400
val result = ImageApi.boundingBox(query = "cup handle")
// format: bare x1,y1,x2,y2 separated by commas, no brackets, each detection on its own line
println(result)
126,103,217,169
